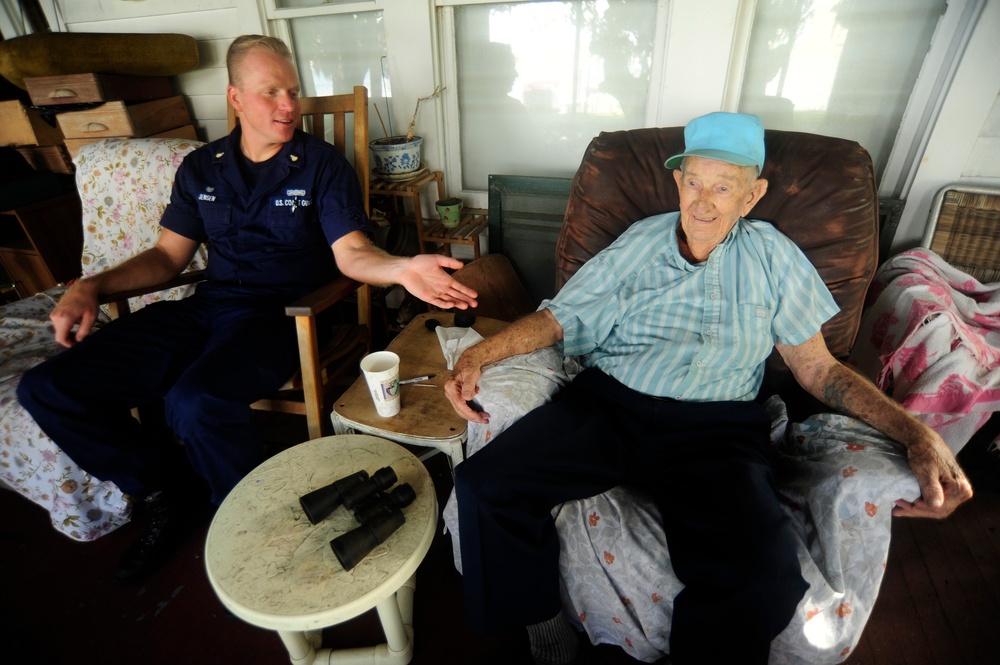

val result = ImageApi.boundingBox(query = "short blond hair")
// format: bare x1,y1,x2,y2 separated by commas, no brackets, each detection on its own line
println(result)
226,35,293,88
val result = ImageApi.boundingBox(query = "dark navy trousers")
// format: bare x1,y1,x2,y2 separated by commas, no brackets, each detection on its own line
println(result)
454,368,807,664
17,287,301,506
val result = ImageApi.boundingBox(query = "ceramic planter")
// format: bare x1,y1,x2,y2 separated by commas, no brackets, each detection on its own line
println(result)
370,136,423,176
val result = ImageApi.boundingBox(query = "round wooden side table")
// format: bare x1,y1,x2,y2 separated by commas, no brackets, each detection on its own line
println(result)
205,434,437,665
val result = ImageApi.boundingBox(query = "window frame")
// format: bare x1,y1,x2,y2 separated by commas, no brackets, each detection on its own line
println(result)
234,0,983,215
436,0,673,207
252,0,677,208
1,0,50,36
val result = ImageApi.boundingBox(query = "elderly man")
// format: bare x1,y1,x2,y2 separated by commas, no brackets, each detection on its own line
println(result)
17,35,477,584
444,112,971,664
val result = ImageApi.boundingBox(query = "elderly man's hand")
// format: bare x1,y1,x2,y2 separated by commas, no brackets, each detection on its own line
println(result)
893,433,973,519
444,355,490,424
442,309,563,425
399,254,478,311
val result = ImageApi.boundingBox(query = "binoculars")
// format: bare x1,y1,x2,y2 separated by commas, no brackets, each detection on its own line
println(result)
299,466,397,524
331,483,417,570
298,466,416,571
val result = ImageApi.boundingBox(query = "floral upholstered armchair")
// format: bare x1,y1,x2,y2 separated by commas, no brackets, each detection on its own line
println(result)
0,138,206,540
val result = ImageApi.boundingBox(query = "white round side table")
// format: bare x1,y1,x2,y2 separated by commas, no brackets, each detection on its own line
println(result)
205,434,437,665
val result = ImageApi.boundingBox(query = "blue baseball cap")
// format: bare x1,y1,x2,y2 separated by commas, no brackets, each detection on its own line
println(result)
664,112,765,172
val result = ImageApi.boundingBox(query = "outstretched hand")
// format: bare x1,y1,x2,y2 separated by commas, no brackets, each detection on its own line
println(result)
893,435,973,519
399,254,478,310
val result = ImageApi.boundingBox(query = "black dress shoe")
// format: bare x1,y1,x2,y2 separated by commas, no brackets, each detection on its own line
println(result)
114,490,205,585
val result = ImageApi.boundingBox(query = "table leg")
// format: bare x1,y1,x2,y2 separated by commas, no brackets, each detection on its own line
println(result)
376,593,412,658
447,440,465,471
330,411,352,436
273,575,417,665
415,439,465,476
430,172,448,257
278,630,317,665
383,572,416,644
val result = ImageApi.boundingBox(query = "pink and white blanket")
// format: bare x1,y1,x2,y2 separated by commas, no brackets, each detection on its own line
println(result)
849,249,1000,454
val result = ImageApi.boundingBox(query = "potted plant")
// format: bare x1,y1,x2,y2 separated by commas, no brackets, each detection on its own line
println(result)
370,86,444,178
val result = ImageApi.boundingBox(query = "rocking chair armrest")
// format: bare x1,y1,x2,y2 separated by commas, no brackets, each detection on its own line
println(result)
98,269,206,319
284,275,365,318
97,269,207,305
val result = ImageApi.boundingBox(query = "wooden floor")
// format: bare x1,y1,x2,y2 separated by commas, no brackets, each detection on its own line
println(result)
844,421,1000,665
845,491,1000,665
2,412,998,664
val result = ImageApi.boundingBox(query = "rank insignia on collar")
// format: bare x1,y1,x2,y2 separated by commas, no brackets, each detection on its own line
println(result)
290,154,300,162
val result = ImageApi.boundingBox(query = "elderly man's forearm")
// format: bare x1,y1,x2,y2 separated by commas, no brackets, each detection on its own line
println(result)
462,309,563,369
818,363,932,448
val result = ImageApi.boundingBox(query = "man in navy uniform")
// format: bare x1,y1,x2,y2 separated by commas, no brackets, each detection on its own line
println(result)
18,35,477,583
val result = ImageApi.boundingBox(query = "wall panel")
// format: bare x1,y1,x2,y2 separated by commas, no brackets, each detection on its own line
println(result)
57,0,235,24
54,0,238,141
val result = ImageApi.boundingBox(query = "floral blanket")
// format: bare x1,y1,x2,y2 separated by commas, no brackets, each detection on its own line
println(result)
0,289,130,540
849,248,1000,455
0,138,206,540
443,349,920,664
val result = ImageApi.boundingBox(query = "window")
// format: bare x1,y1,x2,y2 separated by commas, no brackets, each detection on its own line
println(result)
288,11,388,103
242,0,970,211
272,5,390,161
1,0,48,38
274,0,373,8
738,0,946,178
261,1,393,151
453,0,658,191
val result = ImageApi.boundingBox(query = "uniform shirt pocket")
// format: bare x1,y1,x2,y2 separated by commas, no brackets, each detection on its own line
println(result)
198,192,234,240
266,194,321,250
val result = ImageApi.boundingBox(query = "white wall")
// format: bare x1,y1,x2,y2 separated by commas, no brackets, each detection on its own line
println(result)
966,92,1000,178
890,0,1000,252
37,0,1000,251
51,0,261,143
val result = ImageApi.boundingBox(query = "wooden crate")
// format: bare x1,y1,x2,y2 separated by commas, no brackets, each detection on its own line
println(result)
25,73,174,106
149,124,199,141
14,145,74,174
63,124,200,159
56,96,191,141
0,100,64,147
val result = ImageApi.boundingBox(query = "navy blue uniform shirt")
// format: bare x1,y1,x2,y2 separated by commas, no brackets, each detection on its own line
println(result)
161,127,372,301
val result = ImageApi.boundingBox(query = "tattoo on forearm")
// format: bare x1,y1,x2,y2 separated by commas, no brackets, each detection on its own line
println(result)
822,364,891,424
822,369,855,414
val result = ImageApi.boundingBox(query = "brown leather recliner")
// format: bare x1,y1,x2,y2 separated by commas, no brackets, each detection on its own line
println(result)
555,127,879,413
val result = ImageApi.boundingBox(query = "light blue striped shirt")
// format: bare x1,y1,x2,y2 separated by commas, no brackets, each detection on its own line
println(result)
547,212,839,401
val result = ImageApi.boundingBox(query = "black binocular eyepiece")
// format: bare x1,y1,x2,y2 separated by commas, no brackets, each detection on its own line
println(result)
331,482,416,571
298,466,396,525
340,466,398,511
299,466,417,571
352,483,417,524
